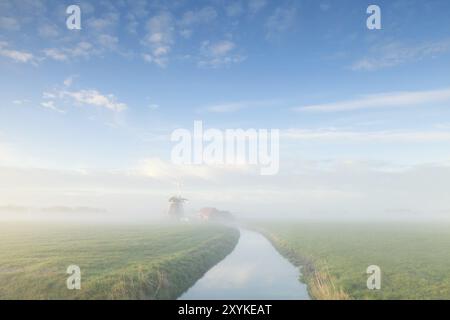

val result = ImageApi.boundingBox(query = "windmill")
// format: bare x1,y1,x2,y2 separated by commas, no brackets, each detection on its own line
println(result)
167,180,188,220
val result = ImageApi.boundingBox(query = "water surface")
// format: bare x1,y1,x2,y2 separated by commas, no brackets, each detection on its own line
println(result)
179,228,310,300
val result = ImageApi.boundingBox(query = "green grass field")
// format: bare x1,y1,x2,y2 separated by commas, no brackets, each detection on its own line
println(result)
0,222,239,300
255,222,450,300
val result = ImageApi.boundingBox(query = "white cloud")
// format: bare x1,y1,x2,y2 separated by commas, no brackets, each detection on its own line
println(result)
43,42,97,61
0,42,35,64
209,40,235,56
352,39,450,71
1,49,34,63
43,48,68,61
45,38,121,62
153,46,169,56
127,0,149,18
248,0,267,15
142,12,174,67
38,24,59,38
86,13,119,31
12,99,29,105
41,85,128,113
266,7,298,39
40,101,65,113
63,76,75,87
148,104,159,110
142,53,153,63
62,89,128,112
141,6,219,67
97,34,119,50
70,42,96,58
295,87,450,112
42,92,56,99
180,7,217,26
199,40,245,68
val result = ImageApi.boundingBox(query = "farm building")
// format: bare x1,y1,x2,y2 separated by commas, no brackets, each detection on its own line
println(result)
198,207,234,223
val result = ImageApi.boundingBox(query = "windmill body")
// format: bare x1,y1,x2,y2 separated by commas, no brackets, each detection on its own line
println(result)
167,196,187,220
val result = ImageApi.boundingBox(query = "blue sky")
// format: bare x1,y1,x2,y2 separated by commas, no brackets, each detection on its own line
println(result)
1,0,450,220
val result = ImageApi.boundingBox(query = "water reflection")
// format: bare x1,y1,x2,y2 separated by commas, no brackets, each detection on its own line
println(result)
179,228,310,300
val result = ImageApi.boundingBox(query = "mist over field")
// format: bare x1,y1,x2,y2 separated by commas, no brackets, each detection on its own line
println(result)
1,0,450,301
1,159,450,222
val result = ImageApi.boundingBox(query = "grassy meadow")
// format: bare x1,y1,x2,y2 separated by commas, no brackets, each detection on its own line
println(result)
255,222,450,300
0,222,239,300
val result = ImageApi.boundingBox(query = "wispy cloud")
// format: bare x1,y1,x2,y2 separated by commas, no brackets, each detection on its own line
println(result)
180,6,217,26
96,34,119,50
38,24,59,38
42,48,68,61
86,13,119,32
142,11,174,67
352,39,450,71
40,101,65,113
198,40,245,68
148,104,159,110
62,90,128,112
265,6,298,40
0,2,257,68
42,87,128,113
0,41,36,64
294,87,450,112
12,99,30,105
63,76,75,87
43,42,99,62
204,99,278,113
282,128,450,143
177,6,217,39
248,0,267,15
